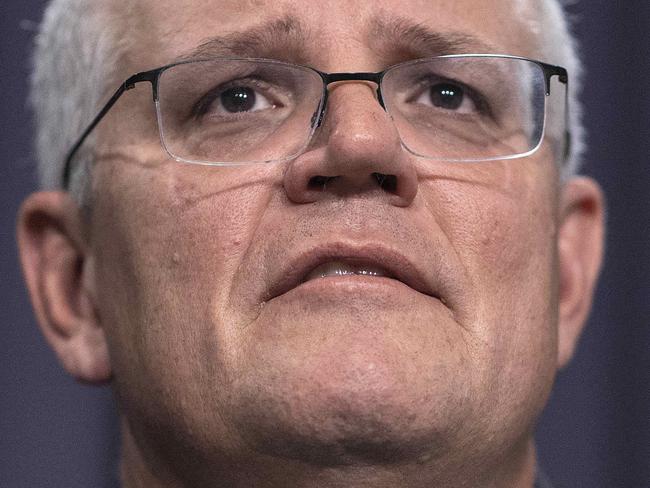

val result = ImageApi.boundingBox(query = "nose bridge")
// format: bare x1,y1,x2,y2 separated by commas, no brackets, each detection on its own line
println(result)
320,81,391,148
282,74,418,207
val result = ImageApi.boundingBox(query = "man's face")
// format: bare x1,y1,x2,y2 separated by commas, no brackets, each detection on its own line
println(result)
90,0,561,476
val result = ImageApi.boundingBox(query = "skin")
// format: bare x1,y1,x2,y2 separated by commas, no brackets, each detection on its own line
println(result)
18,0,604,487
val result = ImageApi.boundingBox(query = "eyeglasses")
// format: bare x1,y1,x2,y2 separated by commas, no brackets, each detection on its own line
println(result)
62,54,568,188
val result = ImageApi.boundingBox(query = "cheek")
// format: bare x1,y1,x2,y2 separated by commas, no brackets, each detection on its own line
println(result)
90,162,277,411
418,160,560,418
462,187,558,372
422,161,558,317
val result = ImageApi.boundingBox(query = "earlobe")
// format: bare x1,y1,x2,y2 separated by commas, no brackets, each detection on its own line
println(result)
17,191,112,384
556,177,605,369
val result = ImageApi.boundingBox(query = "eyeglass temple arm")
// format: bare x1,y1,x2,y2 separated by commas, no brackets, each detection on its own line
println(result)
540,63,571,163
61,71,157,189
61,59,573,188
562,77,572,163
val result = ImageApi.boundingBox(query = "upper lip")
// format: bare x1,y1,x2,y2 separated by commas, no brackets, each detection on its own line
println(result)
265,242,438,300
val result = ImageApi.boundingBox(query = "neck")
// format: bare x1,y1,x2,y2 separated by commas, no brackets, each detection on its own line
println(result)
119,419,539,488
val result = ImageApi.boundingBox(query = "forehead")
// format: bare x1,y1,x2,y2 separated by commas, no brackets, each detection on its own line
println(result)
123,0,541,71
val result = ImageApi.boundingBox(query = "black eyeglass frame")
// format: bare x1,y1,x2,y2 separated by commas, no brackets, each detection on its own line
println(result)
62,54,569,189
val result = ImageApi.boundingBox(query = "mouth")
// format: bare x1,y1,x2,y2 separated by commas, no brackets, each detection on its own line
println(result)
303,260,394,281
265,244,438,301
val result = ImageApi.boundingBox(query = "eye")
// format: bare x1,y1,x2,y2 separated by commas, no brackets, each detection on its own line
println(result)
414,82,478,114
217,86,273,114
193,81,277,119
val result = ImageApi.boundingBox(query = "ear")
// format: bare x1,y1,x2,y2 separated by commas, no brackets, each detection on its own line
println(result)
17,191,111,384
556,177,605,369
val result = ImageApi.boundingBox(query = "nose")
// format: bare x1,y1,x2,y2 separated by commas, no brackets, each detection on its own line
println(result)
282,83,418,207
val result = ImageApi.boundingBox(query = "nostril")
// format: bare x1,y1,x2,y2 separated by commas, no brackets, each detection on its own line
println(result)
308,175,337,190
308,174,398,192
373,173,398,193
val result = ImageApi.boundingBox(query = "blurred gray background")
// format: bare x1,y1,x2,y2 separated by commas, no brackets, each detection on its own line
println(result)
1,1,649,486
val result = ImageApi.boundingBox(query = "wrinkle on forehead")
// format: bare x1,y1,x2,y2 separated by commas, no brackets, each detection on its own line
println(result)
118,0,549,65
173,12,502,67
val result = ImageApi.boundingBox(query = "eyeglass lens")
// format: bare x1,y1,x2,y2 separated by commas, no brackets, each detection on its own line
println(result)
156,57,548,165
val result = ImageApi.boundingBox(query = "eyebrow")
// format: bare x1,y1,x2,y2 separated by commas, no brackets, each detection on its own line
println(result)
368,14,500,61
176,16,311,63
174,13,499,66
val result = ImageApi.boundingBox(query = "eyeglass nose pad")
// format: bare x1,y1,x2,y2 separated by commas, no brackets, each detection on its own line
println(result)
311,108,323,128
311,91,330,129
376,88,386,110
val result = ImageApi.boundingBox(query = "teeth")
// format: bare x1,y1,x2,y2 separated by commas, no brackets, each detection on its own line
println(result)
304,261,389,282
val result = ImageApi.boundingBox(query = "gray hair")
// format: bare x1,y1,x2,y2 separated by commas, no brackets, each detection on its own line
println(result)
30,0,128,202
530,0,585,180
29,0,584,202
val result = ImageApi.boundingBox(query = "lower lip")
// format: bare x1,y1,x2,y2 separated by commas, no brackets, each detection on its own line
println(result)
273,275,435,301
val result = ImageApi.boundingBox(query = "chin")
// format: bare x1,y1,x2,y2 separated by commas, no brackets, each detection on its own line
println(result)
220,279,482,468
226,343,473,467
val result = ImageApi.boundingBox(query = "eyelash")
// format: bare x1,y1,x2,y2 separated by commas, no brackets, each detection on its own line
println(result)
408,75,493,117
191,77,276,119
